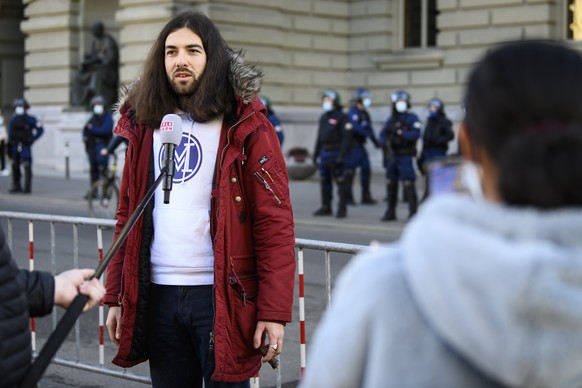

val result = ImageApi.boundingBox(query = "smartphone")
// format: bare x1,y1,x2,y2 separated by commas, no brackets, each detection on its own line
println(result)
427,157,482,198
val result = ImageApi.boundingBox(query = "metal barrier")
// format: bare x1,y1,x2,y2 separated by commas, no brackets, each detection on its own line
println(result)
0,211,366,387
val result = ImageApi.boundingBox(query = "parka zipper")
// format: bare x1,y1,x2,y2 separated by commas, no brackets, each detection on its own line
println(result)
254,172,282,205
219,112,256,169
209,111,256,368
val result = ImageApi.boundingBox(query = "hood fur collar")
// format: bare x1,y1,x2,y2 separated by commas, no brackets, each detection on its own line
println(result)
229,50,263,105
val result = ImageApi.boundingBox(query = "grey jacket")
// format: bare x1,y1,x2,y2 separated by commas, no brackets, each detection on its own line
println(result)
0,227,54,388
301,194,582,388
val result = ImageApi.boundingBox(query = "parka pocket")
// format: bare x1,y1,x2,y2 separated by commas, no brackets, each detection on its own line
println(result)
227,255,258,351
228,256,258,305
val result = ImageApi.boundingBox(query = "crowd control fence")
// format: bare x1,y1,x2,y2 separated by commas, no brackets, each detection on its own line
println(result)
0,211,367,388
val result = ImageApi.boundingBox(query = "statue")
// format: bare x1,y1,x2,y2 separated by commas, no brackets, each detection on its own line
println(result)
71,21,119,109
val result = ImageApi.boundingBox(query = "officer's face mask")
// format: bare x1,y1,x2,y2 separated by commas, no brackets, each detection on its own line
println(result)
15,106,25,115
322,101,333,112
428,105,439,117
93,104,105,115
362,98,371,108
395,101,407,113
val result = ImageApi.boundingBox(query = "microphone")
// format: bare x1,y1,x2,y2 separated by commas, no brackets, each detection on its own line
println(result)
159,114,183,204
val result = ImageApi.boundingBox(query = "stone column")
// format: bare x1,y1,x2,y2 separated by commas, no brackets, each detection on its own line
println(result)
20,0,81,106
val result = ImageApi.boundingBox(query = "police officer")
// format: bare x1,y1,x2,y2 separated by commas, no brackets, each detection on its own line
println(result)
313,89,353,218
7,98,44,194
346,88,379,205
259,95,284,146
418,98,455,200
82,95,113,196
379,90,421,221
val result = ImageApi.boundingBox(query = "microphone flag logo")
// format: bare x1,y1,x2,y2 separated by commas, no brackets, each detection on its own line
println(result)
160,120,174,131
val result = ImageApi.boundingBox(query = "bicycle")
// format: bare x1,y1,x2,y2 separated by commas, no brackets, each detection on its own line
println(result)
87,152,120,219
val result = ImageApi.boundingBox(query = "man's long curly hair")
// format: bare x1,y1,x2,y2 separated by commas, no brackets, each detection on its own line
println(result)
127,11,234,126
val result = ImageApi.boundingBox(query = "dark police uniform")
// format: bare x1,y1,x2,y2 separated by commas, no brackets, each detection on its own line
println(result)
420,113,454,167
346,105,378,204
82,111,114,187
379,111,421,220
419,111,454,200
313,107,353,218
8,113,44,193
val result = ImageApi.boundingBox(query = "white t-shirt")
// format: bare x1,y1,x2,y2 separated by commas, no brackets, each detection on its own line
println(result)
150,114,222,285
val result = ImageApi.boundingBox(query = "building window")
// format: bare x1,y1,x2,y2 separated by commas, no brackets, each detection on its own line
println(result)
569,0,582,40
404,0,438,48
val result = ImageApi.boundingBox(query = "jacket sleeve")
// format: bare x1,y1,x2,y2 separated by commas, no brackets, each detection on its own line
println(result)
17,269,55,317
103,120,133,305
402,115,422,141
436,118,454,145
0,224,55,318
348,107,368,138
242,118,296,323
32,117,44,142
313,116,322,161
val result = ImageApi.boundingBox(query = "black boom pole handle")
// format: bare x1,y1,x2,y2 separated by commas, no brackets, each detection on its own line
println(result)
19,294,88,388
19,168,168,388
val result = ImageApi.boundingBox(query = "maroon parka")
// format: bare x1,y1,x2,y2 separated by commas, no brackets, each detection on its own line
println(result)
103,56,296,382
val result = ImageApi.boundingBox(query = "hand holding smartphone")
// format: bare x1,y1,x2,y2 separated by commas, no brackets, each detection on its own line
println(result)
427,157,482,199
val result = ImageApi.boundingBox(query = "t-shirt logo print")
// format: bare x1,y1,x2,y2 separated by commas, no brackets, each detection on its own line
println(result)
158,132,203,184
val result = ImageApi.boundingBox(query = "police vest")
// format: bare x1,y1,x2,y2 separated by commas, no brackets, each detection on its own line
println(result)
11,116,34,144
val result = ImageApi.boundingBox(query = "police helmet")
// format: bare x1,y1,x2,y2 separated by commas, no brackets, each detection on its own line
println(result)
13,98,29,110
90,95,106,107
353,88,371,102
390,90,410,104
259,95,271,110
427,98,444,112
321,89,341,106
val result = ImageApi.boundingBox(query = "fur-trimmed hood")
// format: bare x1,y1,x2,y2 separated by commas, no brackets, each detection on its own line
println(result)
114,50,263,118
229,50,263,105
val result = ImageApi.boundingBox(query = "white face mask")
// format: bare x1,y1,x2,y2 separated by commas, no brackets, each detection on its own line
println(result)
322,101,333,112
15,106,25,115
460,161,484,200
362,98,371,108
395,101,408,113
93,105,105,115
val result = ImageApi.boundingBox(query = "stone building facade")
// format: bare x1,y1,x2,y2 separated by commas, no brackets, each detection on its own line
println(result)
1,0,580,172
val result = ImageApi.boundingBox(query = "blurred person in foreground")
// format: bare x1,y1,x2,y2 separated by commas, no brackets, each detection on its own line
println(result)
301,40,582,388
0,225,105,387
104,11,295,388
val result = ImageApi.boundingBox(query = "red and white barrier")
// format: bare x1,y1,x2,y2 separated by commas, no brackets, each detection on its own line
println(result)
29,221,36,352
97,227,105,365
298,249,306,378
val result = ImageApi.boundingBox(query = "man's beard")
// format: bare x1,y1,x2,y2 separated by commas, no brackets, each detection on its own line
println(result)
169,68,199,96
170,77,198,95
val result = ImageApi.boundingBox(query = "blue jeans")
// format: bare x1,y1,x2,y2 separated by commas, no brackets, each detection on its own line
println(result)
148,284,250,388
